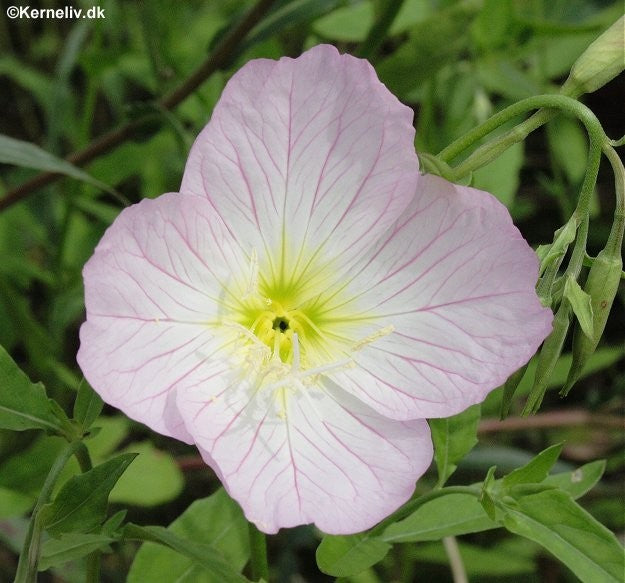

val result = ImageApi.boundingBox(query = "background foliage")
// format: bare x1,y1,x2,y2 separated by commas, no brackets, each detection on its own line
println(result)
0,0,623,581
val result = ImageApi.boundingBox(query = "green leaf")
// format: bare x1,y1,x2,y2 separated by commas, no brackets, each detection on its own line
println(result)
40,453,136,536
0,486,33,519
125,522,250,583
564,276,595,338
0,134,115,194
382,493,498,543
73,382,104,433
316,533,391,577
39,532,116,571
502,489,625,583
547,116,588,184
502,443,563,489
429,404,481,486
544,460,605,499
128,488,249,583
472,141,524,208
109,441,184,506
312,1,373,42
0,344,63,434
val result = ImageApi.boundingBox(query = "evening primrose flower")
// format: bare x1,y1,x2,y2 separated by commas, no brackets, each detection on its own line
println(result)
77,45,552,534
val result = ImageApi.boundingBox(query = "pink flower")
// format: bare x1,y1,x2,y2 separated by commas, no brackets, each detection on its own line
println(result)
77,45,552,534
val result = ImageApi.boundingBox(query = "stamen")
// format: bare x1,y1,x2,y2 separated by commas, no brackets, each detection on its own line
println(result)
242,248,259,300
292,332,300,371
352,325,395,351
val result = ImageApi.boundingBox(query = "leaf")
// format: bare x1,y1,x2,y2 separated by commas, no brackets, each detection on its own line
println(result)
502,489,625,583
564,276,595,338
40,453,136,536
0,134,115,194
109,441,184,506
125,523,250,583
544,460,605,499
128,489,249,583
0,344,63,434
39,532,116,571
0,486,33,519
502,443,563,489
472,141,524,208
547,116,588,184
429,404,481,486
316,533,391,577
73,381,104,432
382,493,498,543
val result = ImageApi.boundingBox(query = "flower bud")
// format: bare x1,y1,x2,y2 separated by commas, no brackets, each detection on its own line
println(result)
561,16,625,98
563,248,623,394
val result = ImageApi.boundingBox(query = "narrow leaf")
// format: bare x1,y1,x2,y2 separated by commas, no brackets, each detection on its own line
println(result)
503,443,563,489
40,453,136,535
73,381,104,432
382,493,497,543
125,523,249,583
430,404,481,486
502,489,624,583
0,344,62,434
564,276,594,338
0,134,115,194
128,489,248,583
39,532,115,570
316,533,391,577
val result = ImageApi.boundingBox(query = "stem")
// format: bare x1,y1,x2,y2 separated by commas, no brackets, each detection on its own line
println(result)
14,440,85,583
0,0,277,212
602,144,625,256
437,95,607,182
443,536,468,583
248,522,269,582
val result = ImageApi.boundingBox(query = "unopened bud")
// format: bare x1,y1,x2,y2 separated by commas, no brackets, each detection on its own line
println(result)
562,16,625,98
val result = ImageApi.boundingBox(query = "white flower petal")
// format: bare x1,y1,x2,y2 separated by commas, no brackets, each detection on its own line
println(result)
326,174,553,419
180,44,419,281
177,376,432,534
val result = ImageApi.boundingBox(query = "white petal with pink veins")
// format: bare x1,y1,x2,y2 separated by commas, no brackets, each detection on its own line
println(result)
78,193,249,441
177,373,432,534
180,44,419,283
325,174,553,420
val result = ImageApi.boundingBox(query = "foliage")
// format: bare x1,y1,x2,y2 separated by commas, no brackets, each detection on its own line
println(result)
0,0,623,581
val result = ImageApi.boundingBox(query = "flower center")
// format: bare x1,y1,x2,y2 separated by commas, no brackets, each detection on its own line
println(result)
247,301,316,364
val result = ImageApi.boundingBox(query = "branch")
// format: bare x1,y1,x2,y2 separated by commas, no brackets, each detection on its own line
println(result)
0,0,276,212
479,409,624,433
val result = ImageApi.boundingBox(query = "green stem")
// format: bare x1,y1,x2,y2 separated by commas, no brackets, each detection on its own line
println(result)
443,536,468,583
602,144,625,256
14,440,86,583
248,522,269,581
437,95,607,182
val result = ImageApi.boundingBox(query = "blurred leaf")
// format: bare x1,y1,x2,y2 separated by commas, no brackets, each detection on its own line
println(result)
472,141,524,207
128,488,249,583
312,1,373,42
476,60,541,100
73,382,104,433
0,344,63,434
110,441,184,506
382,493,498,543
547,116,588,184
430,404,481,486
39,532,116,571
0,134,115,195
377,0,481,97
471,0,513,50
316,533,391,577
0,486,33,519
126,521,249,583
502,489,624,583
0,436,65,494
40,453,136,536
